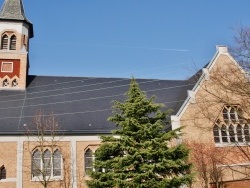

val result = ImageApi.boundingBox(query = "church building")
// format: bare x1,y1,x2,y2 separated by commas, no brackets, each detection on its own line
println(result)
0,0,249,188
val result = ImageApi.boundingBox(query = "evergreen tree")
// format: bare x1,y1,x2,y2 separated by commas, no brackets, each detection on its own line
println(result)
87,78,192,188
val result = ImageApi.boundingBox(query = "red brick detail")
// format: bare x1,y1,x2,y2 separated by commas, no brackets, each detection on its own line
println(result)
0,59,20,78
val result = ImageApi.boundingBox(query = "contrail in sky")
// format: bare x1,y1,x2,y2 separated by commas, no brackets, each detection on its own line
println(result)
125,46,189,52
34,42,189,52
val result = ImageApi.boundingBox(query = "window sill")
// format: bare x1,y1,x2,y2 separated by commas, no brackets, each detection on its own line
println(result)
215,142,250,147
83,175,92,181
0,178,16,182
31,176,63,182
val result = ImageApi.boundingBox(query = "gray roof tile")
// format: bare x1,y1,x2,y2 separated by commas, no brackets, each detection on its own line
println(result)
0,76,195,135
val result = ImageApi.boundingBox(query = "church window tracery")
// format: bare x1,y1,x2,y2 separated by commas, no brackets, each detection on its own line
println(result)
213,106,250,145
1,34,8,50
1,33,17,50
10,35,16,50
32,149,62,179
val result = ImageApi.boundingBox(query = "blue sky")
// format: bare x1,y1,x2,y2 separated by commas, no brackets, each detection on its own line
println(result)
6,0,250,80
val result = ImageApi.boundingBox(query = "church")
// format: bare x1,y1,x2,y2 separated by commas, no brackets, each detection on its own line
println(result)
0,0,249,188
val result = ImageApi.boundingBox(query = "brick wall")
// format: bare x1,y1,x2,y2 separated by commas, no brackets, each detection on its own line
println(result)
0,142,17,187
211,180,250,188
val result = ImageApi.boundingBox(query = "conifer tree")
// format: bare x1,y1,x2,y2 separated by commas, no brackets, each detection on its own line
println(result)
87,78,192,188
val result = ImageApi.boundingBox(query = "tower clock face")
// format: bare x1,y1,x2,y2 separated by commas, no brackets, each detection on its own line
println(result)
0,59,20,78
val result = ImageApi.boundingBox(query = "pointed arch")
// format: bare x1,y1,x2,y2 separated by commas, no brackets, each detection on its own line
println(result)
229,108,237,121
244,125,250,142
1,34,8,50
32,148,63,179
213,125,220,143
9,34,16,50
237,124,243,142
0,165,6,180
85,148,94,175
229,124,235,142
32,150,41,177
222,106,242,123
223,107,229,122
3,78,9,87
237,108,244,123
214,106,249,145
44,149,52,176
12,79,18,87
53,149,62,176
221,125,228,143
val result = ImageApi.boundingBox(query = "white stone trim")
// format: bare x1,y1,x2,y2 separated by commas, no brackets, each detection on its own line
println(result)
215,142,250,148
217,45,228,54
187,90,195,104
0,50,28,55
0,22,29,36
207,46,245,73
171,115,180,130
31,176,63,182
0,178,16,182
174,46,244,127
1,61,13,72
71,139,77,188
202,68,210,80
176,46,222,119
0,135,101,142
16,138,23,188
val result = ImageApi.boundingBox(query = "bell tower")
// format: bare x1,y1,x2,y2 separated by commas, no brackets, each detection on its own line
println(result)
0,0,33,90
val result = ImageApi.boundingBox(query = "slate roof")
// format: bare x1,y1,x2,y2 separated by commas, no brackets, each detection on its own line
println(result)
0,75,195,135
0,0,33,37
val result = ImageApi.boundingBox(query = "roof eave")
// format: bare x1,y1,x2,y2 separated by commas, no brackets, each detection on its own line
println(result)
0,130,112,136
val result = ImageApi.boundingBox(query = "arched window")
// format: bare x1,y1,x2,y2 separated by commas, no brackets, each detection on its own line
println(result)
44,150,52,176
213,125,220,143
244,125,250,142
229,125,235,142
1,34,8,50
12,79,18,87
237,124,243,142
85,149,94,175
238,108,244,123
223,108,229,122
222,106,241,122
32,149,62,179
53,149,62,176
221,125,228,143
3,79,9,87
214,106,247,145
230,108,237,122
9,35,16,50
0,165,6,180
32,150,41,177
